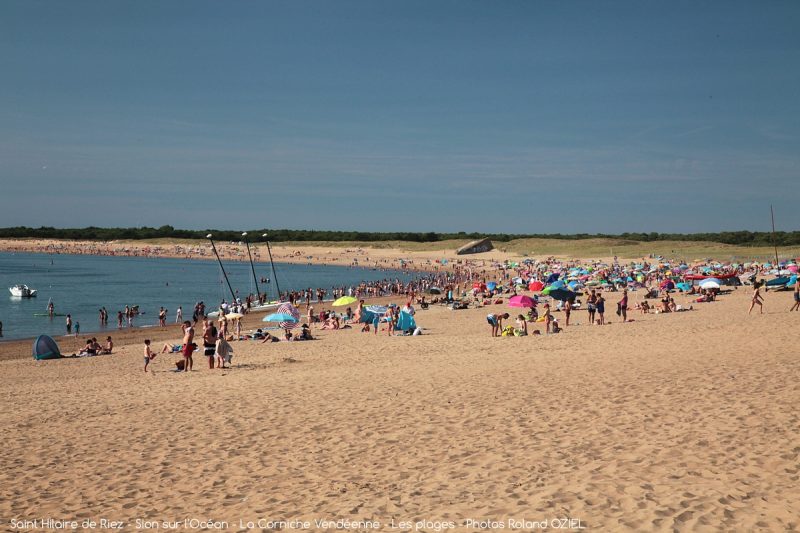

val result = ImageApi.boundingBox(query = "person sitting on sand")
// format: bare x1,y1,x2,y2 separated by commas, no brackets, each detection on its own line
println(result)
78,339,96,356
487,312,509,337
101,336,113,354
298,324,314,340
143,339,155,372
640,301,650,314
515,314,528,336
91,337,103,354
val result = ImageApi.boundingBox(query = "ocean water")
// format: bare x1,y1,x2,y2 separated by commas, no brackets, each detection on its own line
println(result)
0,252,413,341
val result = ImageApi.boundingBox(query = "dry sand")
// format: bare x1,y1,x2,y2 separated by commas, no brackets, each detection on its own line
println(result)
1,287,798,532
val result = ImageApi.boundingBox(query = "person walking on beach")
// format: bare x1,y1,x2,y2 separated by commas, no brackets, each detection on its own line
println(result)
790,281,800,312
749,285,764,314
176,306,182,323
66,314,72,335
143,339,155,372
181,321,195,372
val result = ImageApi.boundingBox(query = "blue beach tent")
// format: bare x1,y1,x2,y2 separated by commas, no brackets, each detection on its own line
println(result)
33,335,62,360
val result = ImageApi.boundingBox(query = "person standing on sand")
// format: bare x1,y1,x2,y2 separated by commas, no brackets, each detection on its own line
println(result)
749,285,764,314
487,312,509,337
181,321,195,372
143,339,155,372
203,324,217,370
74,321,80,337
790,282,800,312
596,294,606,325
587,290,597,324
618,290,628,322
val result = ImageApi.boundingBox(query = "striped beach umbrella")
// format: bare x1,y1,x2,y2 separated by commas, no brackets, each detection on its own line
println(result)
276,302,300,329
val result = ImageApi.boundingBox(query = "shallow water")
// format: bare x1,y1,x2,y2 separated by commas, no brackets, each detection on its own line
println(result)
0,252,412,341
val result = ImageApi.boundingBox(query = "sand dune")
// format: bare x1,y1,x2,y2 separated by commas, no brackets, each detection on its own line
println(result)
1,288,798,531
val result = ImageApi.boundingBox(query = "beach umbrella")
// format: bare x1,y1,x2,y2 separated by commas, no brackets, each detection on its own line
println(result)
263,313,297,323
546,288,577,301
425,287,442,295
508,295,536,308
699,280,720,290
366,305,388,314
787,265,799,273
676,282,692,292
486,282,497,291
660,280,675,290
225,312,244,319
332,296,357,307
276,302,301,329
528,281,545,291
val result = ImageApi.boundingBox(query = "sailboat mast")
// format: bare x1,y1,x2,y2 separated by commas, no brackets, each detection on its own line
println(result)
262,233,282,300
770,205,779,266
241,232,261,301
206,234,237,303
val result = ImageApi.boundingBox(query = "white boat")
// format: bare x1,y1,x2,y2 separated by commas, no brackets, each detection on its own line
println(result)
9,284,38,297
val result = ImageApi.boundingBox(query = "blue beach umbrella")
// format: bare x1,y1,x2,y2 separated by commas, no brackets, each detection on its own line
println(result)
263,313,297,323
486,282,497,291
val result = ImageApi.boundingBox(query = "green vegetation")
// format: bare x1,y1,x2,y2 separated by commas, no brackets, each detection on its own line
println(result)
1,226,799,247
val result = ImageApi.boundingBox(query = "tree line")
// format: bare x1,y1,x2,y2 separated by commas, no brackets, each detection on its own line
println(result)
0,226,799,247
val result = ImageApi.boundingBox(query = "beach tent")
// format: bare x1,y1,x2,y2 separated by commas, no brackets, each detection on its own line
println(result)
33,335,61,360
396,311,417,332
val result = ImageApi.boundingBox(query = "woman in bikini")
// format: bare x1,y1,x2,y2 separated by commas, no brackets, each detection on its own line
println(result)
748,285,764,314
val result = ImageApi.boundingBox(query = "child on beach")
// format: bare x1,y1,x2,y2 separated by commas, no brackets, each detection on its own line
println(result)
143,339,155,372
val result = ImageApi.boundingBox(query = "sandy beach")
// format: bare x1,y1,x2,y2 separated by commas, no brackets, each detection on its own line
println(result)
1,281,798,532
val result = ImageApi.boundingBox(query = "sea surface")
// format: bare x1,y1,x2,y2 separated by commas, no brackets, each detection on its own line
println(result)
0,252,413,341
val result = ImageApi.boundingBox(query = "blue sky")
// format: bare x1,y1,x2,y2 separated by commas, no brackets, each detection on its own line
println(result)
1,1,798,233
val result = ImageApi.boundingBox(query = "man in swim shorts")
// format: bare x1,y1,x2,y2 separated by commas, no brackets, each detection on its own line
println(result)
791,281,800,312
181,321,195,372
487,313,509,337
